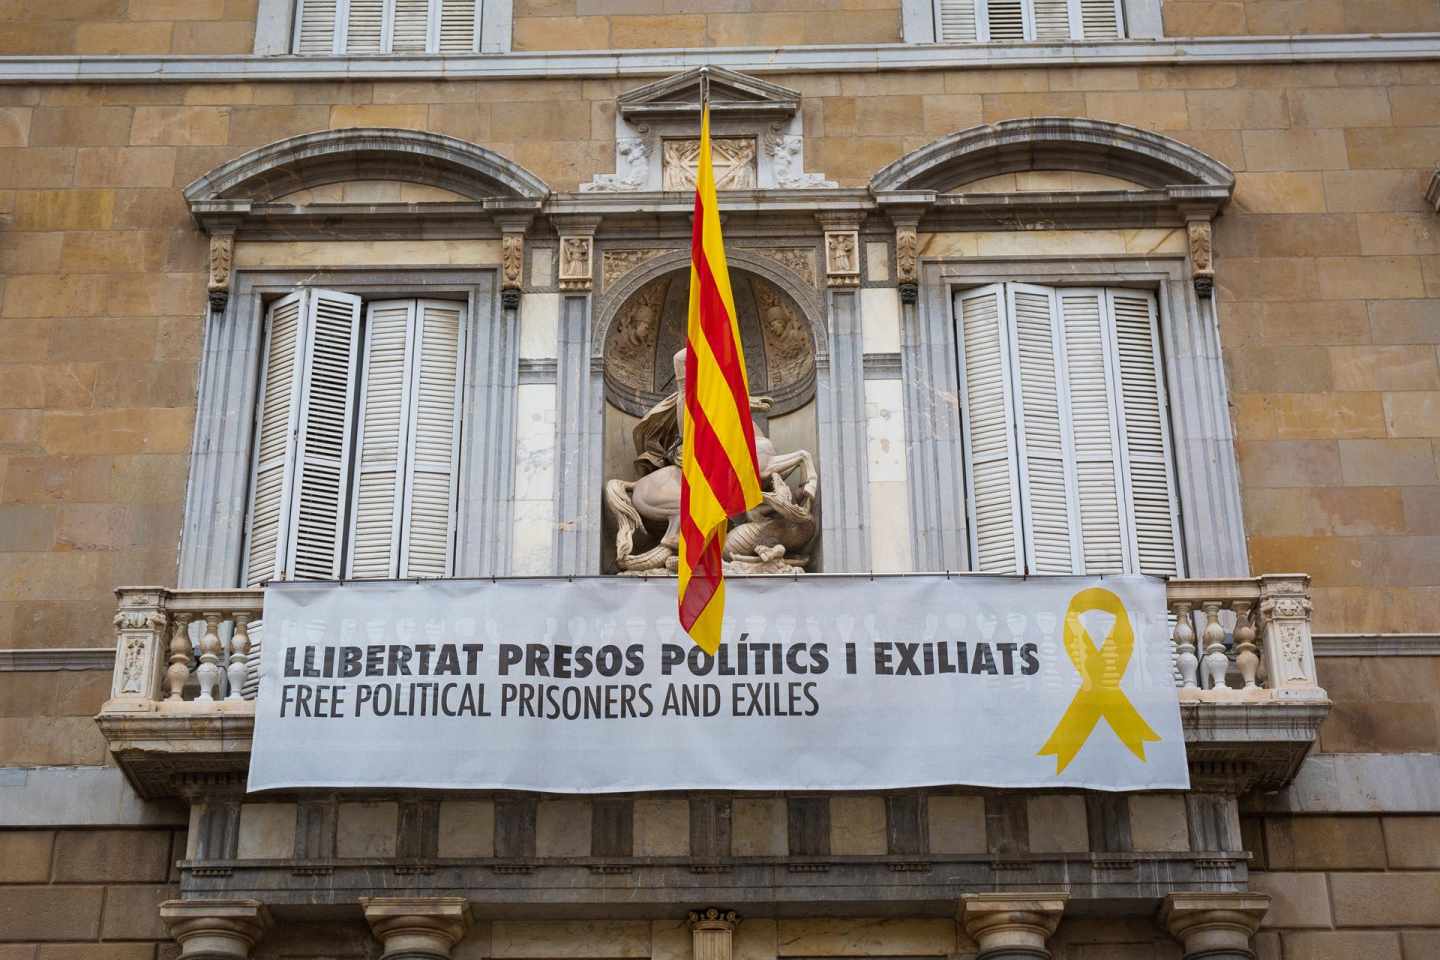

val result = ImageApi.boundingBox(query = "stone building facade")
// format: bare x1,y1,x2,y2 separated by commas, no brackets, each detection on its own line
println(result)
1,2,1440,959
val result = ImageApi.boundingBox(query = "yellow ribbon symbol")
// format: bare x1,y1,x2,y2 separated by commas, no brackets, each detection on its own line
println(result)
1037,587,1160,774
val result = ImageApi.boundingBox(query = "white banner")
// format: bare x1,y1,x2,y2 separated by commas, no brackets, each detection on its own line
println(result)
248,575,1187,793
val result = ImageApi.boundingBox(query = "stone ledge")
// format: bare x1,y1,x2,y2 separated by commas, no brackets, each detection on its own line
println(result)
1,34,1439,85
0,648,115,672
1313,633,1440,657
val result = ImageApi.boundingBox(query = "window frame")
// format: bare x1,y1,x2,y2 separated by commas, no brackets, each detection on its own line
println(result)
900,0,1162,41
252,0,514,54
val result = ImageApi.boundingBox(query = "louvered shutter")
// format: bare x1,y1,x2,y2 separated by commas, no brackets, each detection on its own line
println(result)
401,300,465,576
438,0,479,51
956,285,1023,574
1057,289,1127,573
345,0,385,51
244,292,306,587
348,300,414,579
295,0,340,53
935,0,978,40
1031,0,1071,39
287,289,362,580
1007,284,1078,574
983,0,1026,40
391,0,432,51
1109,289,1180,576
1078,0,1122,37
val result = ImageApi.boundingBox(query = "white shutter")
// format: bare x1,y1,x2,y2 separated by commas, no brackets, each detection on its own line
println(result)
1007,284,1078,574
287,289,362,580
1057,289,1127,573
401,300,465,577
347,300,414,579
935,0,978,41
1032,0,1071,39
1079,0,1122,37
345,0,385,51
244,292,306,587
956,285,1023,574
983,0,1026,40
1109,289,1180,576
438,0,478,51
391,0,432,51
295,0,340,53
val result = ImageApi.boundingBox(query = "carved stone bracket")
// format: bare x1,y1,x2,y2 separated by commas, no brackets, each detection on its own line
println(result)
895,225,919,303
959,893,1068,960
207,232,235,312
362,897,472,960
160,899,271,960
1160,893,1270,960
501,235,524,308
689,908,740,960
1187,218,1214,298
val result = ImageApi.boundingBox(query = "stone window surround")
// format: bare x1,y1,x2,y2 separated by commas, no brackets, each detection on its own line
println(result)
907,255,1246,578
178,268,508,589
253,0,515,54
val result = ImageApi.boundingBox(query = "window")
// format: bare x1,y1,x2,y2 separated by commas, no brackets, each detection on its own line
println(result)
954,283,1179,577
244,288,466,585
934,0,1123,41
294,0,484,54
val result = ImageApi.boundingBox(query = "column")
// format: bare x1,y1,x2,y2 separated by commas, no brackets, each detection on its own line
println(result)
958,893,1067,960
160,899,271,960
552,217,602,575
689,908,739,960
1160,893,1269,960
362,897,472,960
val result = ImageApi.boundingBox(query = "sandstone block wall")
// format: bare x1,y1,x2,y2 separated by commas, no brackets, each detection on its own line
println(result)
0,827,183,956
1162,0,1440,36
1245,813,1440,959
0,0,258,55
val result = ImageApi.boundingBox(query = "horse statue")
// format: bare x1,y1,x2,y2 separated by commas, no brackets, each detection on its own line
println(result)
605,349,819,575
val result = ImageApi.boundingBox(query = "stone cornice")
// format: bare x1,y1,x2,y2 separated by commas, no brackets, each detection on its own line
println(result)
1312,632,1440,656
1,34,1438,84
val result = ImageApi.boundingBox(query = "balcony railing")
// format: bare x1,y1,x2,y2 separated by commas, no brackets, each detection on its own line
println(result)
98,575,1328,797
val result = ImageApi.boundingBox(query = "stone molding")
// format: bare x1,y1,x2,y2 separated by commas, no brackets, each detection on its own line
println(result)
958,893,1067,959
4,35,1439,84
1313,632,1440,656
362,897,472,960
1160,893,1269,959
0,647,114,671
160,899,271,960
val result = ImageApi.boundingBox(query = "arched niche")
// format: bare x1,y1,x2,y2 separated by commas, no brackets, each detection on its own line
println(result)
184,127,551,204
870,117,1235,196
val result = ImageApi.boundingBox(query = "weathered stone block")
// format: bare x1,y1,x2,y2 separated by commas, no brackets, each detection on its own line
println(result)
0,886,104,940
1249,871,1333,928
130,106,229,146
491,921,651,958
99,883,175,940
1280,931,1400,960
1026,795,1088,853
1339,438,1438,485
536,799,591,858
1128,795,1189,852
775,919,955,957
437,800,494,858
927,795,986,854
236,803,297,860
732,797,787,856
1264,815,1387,870
829,796,887,855
73,22,175,54
52,828,171,882
0,830,54,882
336,801,398,858
1382,816,1440,868
632,796,688,857
1329,872,1440,926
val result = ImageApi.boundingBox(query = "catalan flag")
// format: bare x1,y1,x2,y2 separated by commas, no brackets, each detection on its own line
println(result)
678,99,764,655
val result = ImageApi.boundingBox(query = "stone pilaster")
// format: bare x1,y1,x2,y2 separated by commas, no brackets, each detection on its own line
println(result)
362,897,472,960
688,908,740,960
1161,893,1270,960
160,899,271,960
959,893,1068,960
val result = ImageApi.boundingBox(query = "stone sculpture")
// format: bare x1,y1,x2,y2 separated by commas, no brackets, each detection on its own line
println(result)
605,349,818,575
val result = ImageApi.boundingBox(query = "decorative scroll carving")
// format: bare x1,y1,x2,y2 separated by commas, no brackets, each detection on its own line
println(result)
895,225,919,303
581,138,653,193
602,248,670,290
825,231,859,287
663,138,756,191
501,234,524,308
207,234,233,310
1188,220,1214,297
763,132,837,189
558,236,593,291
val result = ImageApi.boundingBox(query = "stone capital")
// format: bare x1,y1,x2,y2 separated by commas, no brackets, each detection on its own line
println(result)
361,896,472,960
688,907,740,932
160,899,271,960
1161,893,1270,959
959,893,1068,959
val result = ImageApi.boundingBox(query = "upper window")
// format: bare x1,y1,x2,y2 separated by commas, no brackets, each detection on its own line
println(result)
934,0,1123,41
293,0,485,54
244,288,467,585
954,282,1179,578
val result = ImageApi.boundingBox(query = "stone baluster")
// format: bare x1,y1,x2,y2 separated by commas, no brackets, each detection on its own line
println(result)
1161,893,1269,960
160,899,271,960
362,897,472,960
166,612,195,701
1231,600,1259,690
689,908,739,960
227,613,250,701
1200,601,1228,690
196,612,224,702
1258,574,1321,697
1172,601,1198,689
959,893,1068,960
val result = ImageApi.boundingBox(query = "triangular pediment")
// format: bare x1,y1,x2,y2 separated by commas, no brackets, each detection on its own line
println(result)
618,67,800,120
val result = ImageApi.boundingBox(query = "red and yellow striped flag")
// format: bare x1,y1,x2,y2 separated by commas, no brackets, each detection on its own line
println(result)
678,103,764,655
